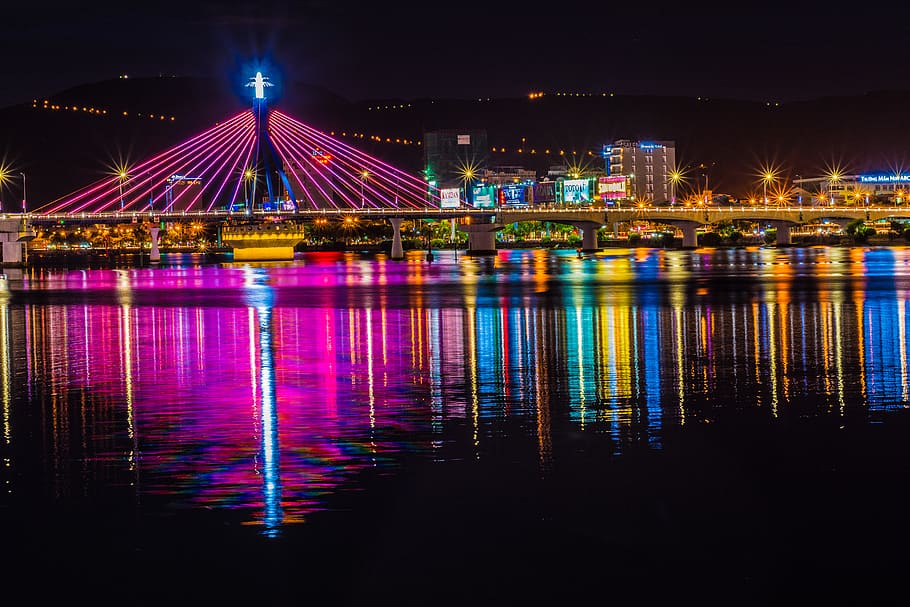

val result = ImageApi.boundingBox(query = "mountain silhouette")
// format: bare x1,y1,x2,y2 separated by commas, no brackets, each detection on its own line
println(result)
2,76,909,207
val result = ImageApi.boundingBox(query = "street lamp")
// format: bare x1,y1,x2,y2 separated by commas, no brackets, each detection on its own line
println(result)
668,169,683,205
20,172,26,213
360,169,370,208
762,170,776,205
243,168,253,208
0,166,7,212
118,170,128,211
826,168,842,206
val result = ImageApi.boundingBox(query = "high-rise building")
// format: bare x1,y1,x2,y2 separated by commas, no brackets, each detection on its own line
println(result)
603,139,676,203
423,130,490,192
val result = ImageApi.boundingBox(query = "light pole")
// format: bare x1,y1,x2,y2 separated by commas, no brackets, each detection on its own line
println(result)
0,167,7,213
762,171,775,205
244,169,253,209
668,169,682,205
360,169,370,208
20,172,26,213
118,170,128,211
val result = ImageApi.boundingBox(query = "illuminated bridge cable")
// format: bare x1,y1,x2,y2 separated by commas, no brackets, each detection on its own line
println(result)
37,113,249,213
133,113,255,214
157,115,256,213
268,118,345,210
270,110,440,209
39,111,254,214
112,114,251,214
269,110,441,210
270,109,431,198
269,111,370,209
270,112,407,210
39,111,249,214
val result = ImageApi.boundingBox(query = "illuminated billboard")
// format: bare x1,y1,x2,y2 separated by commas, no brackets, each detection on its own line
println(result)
440,187,461,209
471,184,497,209
859,173,910,183
500,184,530,206
533,181,556,203
598,176,627,200
561,179,591,204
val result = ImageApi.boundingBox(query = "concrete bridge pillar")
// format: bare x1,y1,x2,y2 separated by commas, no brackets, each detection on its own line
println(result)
456,222,500,255
389,217,404,260
0,218,35,267
149,226,161,263
565,221,602,251
772,221,792,246
580,222,601,251
661,219,701,248
679,223,699,248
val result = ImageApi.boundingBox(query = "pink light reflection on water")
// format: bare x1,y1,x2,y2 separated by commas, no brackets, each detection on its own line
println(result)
26,261,455,531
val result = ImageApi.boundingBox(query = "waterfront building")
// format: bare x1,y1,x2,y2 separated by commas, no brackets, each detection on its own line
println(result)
603,139,676,204
479,165,536,186
795,172,910,205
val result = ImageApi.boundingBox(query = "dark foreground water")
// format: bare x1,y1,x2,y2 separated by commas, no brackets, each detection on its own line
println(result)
2,246,910,605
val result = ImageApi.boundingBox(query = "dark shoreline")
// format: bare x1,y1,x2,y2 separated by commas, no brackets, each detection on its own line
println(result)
10,237,910,270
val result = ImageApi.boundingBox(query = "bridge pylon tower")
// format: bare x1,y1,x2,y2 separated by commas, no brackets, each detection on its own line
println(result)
246,72,298,214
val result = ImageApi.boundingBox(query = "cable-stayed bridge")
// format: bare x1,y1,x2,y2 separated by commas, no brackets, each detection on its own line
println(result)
6,72,910,265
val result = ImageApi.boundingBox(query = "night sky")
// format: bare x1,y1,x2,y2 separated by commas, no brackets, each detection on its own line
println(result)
4,2,909,110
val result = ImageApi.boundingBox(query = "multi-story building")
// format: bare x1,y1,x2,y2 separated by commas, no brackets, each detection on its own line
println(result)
479,165,537,186
423,129,490,191
795,173,910,205
603,139,676,203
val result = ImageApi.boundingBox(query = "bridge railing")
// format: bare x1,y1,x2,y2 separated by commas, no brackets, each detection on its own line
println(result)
14,205,910,225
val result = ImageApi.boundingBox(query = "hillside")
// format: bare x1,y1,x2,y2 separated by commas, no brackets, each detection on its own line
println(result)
2,76,910,206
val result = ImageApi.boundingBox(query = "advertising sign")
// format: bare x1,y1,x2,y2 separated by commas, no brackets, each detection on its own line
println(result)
471,185,497,209
500,184,529,206
533,181,556,203
440,187,461,209
561,179,591,204
598,176,627,200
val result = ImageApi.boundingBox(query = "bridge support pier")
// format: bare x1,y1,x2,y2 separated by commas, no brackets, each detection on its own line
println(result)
679,224,699,248
389,218,404,260
149,226,161,263
457,222,500,255
220,223,305,261
0,218,35,267
772,221,792,246
658,219,702,248
570,221,602,251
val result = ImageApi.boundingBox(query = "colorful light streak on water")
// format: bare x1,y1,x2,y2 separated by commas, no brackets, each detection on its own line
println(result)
4,247,910,539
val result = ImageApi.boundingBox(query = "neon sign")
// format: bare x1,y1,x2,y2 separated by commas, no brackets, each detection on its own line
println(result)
639,142,664,150
859,174,910,183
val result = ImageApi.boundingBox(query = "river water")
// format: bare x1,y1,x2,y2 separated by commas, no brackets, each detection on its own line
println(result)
2,246,909,605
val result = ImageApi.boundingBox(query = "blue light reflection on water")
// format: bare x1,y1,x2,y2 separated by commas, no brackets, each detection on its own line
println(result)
3,247,910,539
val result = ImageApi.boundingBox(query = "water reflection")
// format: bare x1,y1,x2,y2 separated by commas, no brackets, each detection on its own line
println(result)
3,247,910,535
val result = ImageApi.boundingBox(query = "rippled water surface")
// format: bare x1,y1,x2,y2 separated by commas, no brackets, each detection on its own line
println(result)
3,246,910,605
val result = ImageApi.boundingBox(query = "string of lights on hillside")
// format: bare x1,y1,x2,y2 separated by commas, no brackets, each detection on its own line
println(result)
30,92,608,160
327,129,602,159
31,98,176,121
